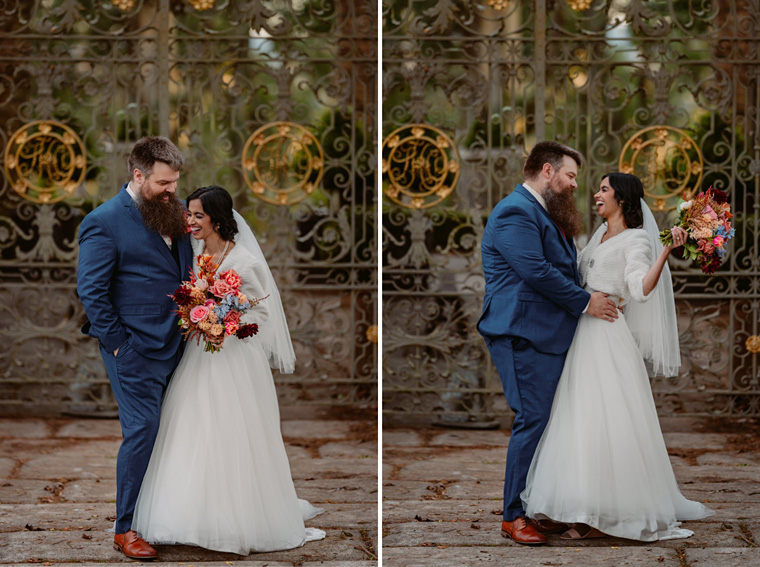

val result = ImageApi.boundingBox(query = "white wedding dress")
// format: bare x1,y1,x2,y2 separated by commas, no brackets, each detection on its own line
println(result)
132,243,325,554
521,226,714,541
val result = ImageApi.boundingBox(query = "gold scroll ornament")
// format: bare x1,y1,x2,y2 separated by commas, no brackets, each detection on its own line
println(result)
366,324,378,344
115,0,214,10
3,120,86,204
242,122,324,206
382,124,460,210
619,125,704,211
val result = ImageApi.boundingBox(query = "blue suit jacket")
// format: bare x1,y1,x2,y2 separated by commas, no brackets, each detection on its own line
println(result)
478,185,590,354
77,184,193,360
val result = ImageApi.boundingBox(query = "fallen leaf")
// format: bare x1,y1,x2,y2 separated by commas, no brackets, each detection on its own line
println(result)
24,524,43,532
470,523,481,529
82,533,92,540
415,515,433,522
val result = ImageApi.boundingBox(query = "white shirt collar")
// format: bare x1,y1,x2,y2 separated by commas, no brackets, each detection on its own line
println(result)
126,182,139,202
522,182,547,211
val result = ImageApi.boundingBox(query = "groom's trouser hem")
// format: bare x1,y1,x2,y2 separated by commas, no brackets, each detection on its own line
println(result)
100,342,180,534
485,337,566,522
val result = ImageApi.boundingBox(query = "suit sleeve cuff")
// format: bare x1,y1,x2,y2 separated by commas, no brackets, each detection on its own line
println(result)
101,332,129,353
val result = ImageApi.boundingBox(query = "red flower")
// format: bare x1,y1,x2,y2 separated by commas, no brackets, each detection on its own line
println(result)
236,323,259,339
701,257,722,275
171,285,194,306
709,186,728,204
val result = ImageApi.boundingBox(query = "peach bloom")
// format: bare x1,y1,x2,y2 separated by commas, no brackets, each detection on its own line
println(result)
210,279,234,297
221,269,242,289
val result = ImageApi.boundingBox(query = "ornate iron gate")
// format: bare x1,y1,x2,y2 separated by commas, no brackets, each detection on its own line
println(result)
0,0,377,415
382,0,760,423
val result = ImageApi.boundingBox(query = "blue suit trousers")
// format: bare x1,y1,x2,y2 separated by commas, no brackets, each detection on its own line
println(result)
100,342,182,533
486,336,567,522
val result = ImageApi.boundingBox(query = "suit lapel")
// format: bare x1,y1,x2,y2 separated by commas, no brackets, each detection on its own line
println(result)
120,185,181,276
515,184,577,258
177,236,192,281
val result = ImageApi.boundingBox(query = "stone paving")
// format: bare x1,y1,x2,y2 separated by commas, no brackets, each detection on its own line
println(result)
382,417,760,566
0,410,378,566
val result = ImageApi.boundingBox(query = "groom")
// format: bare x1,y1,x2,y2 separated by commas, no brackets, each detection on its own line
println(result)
77,136,192,560
478,141,618,545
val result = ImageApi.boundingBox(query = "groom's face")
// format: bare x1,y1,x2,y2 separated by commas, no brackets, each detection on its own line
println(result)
133,161,181,202
546,155,578,196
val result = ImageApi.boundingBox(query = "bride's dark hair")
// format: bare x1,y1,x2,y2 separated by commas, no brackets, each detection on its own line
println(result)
603,172,645,229
185,185,238,241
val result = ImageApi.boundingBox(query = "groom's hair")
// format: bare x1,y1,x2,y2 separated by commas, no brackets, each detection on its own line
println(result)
524,141,583,180
128,136,185,180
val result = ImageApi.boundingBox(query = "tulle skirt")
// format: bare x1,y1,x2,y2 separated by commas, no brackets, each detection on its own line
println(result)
521,313,714,541
132,337,325,555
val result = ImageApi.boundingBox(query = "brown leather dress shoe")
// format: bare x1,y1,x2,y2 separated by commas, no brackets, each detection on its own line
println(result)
114,530,158,561
532,518,569,534
501,517,547,546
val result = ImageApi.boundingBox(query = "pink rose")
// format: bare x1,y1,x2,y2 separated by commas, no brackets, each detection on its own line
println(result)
189,305,210,323
713,236,724,247
210,279,233,297
195,279,208,291
204,299,216,308
220,269,242,289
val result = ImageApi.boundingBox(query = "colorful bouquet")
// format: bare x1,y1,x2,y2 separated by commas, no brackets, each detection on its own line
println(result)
170,254,267,353
660,186,735,275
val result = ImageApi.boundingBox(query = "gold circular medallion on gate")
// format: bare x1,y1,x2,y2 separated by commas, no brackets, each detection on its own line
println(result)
242,122,324,206
382,124,460,210
619,126,703,211
3,120,87,204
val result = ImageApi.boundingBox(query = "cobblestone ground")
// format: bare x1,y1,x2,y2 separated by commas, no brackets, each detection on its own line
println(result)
0,409,378,566
383,417,760,567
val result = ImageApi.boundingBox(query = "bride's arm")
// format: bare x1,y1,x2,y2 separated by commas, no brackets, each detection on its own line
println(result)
642,226,687,296
238,256,271,325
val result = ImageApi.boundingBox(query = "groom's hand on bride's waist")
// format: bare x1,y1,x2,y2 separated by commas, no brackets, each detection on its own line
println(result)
587,292,619,322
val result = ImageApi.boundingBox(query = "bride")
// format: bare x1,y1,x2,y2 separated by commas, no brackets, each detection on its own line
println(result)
521,172,714,541
132,185,326,554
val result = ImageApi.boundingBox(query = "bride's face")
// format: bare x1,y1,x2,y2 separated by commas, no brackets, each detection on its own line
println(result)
187,199,215,241
594,179,619,219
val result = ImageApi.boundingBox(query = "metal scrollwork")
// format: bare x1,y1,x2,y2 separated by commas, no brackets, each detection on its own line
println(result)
384,0,759,423
3,120,86,204
382,124,460,210
0,1,376,415
242,122,324,206
619,126,704,211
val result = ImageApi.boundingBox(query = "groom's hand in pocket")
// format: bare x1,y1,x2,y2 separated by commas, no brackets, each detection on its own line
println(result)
587,292,619,322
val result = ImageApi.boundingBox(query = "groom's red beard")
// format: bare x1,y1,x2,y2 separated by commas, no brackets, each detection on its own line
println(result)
543,186,584,238
136,192,188,242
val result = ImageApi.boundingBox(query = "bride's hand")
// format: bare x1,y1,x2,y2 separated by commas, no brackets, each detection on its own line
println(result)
666,226,688,251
